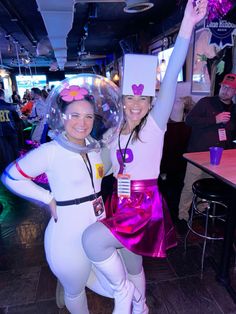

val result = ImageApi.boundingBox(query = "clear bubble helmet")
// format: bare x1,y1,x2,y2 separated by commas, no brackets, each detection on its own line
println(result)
46,74,123,153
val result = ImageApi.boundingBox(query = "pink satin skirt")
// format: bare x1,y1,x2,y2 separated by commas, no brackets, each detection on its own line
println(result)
102,179,177,258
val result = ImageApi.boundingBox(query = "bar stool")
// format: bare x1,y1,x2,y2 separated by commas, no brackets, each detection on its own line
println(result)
184,178,231,272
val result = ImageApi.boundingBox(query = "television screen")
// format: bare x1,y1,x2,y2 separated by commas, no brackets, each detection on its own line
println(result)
157,47,184,83
16,75,47,98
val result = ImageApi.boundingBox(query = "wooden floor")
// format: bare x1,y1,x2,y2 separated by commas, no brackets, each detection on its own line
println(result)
1,182,236,314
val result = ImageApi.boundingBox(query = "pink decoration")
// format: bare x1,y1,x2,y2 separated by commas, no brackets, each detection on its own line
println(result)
207,0,233,21
60,85,88,102
25,140,40,148
132,84,144,96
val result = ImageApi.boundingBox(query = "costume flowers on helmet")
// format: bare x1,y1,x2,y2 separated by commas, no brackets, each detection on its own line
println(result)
46,74,123,153
60,85,89,102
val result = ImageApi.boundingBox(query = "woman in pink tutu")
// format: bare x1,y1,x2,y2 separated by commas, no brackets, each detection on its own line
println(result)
82,1,208,313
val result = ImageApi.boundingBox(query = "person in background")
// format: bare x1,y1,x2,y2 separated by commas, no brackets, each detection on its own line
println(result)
41,89,49,101
1,84,117,314
11,90,21,104
22,89,31,104
82,1,208,313
21,99,33,117
28,87,48,143
182,96,196,121
40,89,50,142
0,88,21,172
178,73,236,224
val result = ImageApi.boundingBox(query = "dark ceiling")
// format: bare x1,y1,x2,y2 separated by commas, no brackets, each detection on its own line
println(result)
0,0,184,72
0,0,235,73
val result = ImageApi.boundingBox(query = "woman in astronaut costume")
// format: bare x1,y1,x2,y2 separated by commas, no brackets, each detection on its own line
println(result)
82,1,208,314
1,84,116,314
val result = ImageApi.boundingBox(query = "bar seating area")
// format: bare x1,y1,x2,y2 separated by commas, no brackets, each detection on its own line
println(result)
184,178,230,273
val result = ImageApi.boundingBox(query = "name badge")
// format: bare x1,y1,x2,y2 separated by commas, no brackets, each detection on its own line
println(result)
117,173,131,198
218,128,227,141
92,196,106,220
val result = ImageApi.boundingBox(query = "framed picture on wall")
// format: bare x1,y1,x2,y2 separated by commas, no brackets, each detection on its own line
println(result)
191,26,216,94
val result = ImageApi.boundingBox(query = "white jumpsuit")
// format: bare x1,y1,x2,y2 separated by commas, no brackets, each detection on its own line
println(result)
2,140,111,308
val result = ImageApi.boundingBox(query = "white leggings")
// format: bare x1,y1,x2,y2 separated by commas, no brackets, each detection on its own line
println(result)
44,204,113,313
82,221,143,275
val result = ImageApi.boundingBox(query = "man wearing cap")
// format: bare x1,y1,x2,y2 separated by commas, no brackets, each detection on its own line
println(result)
178,73,236,225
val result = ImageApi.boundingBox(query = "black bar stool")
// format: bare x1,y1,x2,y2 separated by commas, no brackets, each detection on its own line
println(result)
184,178,231,272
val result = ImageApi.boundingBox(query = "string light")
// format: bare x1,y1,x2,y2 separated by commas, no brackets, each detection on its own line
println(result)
112,72,120,82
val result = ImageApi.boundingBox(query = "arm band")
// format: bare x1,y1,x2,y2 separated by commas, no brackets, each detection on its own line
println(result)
15,161,35,179
3,170,19,181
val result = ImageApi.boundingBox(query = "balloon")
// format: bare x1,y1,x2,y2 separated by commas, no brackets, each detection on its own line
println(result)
46,73,123,153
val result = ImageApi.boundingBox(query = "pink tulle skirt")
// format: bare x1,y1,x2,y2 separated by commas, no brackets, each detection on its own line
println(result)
102,179,177,258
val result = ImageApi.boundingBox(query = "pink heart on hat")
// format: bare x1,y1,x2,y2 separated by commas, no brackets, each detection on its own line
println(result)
132,84,144,95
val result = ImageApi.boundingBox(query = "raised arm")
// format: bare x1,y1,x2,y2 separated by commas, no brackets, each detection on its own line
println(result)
152,0,208,130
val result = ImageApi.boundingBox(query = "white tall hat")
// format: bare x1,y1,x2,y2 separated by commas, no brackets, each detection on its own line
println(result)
122,53,157,97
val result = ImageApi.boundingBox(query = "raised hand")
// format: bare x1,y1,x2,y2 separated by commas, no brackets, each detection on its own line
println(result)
184,0,208,26
179,0,208,38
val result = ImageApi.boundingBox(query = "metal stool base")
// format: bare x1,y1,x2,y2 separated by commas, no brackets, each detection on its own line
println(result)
185,195,227,273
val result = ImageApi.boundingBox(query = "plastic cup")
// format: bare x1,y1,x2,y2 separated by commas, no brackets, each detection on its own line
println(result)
209,146,224,165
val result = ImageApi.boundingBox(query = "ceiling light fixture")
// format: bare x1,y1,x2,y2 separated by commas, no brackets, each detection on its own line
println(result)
124,0,154,13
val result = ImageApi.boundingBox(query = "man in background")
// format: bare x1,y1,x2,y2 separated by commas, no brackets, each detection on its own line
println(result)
28,87,48,143
178,73,236,225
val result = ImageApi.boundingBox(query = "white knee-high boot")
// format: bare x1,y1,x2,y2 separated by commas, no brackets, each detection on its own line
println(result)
64,289,89,314
92,250,140,314
87,266,114,298
128,268,149,314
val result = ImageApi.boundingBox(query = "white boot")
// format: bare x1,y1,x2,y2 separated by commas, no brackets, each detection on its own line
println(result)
128,268,149,314
86,266,114,298
93,250,140,314
64,289,89,314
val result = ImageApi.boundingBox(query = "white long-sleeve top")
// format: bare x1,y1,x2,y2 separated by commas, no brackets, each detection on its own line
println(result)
2,141,104,205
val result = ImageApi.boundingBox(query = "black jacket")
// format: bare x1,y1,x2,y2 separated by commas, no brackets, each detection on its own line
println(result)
186,96,236,152
0,99,21,137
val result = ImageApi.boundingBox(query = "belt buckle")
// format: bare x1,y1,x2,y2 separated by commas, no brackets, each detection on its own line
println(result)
93,193,99,200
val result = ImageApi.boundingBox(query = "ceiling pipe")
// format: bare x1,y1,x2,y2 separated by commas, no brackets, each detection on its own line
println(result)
124,0,154,13
0,0,37,44
36,0,74,70
75,0,154,13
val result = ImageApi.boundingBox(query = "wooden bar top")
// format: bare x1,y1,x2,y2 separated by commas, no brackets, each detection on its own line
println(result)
183,149,236,188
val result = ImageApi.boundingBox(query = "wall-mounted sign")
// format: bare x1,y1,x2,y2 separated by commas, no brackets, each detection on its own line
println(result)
205,19,236,49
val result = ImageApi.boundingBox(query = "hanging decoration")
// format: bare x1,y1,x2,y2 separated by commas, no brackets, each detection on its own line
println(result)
207,0,233,21
14,40,22,77
202,0,236,49
177,0,233,21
